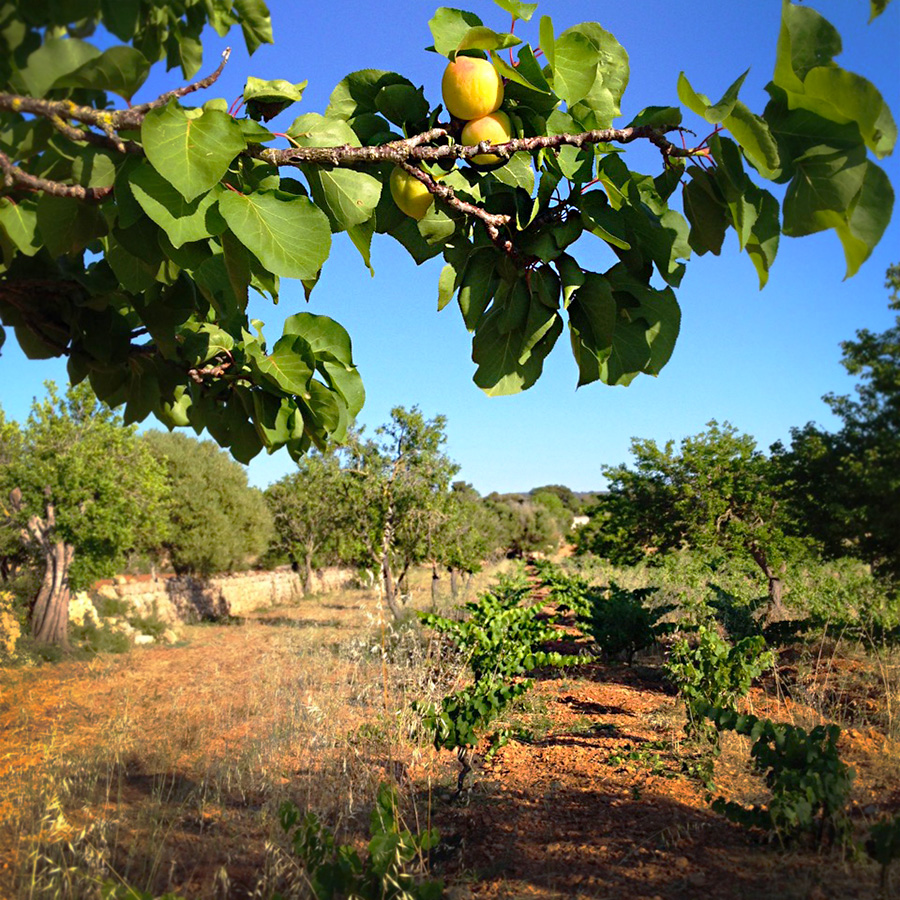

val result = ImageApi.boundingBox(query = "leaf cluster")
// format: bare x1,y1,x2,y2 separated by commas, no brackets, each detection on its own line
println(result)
580,581,670,665
665,625,773,746
419,572,577,751
705,706,855,848
276,783,442,900
0,0,892,463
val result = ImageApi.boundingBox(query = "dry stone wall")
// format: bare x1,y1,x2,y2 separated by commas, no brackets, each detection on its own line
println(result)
93,566,357,624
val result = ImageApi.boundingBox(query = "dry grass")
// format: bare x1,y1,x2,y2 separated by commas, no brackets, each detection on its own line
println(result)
0,565,511,900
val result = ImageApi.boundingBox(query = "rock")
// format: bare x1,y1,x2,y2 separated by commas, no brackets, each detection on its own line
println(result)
161,629,180,645
134,634,155,646
69,591,98,627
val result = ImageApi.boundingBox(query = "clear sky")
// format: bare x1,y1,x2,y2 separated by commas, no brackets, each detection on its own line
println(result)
1,1,898,495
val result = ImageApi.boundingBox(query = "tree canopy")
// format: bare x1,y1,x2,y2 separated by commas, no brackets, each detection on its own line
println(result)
0,0,894,464
143,430,273,576
582,421,807,617
1,383,170,642
775,265,900,582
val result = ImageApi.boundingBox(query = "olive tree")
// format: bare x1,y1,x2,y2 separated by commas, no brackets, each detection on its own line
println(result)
2,384,170,644
0,0,893,467
142,430,273,576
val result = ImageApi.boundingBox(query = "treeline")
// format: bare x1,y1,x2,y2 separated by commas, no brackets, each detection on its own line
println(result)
575,265,900,618
0,394,586,645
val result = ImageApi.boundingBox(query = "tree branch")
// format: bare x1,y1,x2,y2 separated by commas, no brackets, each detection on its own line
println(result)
254,124,702,168
0,150,113,202
0,48,232,139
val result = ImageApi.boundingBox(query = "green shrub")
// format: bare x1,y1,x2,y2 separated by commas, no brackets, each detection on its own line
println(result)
665,626,772,746
92,593,132,618
72,620,132,655
706,707,855,848
580,582,670,664
276,783,441,900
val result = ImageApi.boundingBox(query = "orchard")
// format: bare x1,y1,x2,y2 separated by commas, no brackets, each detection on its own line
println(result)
0,0,895,468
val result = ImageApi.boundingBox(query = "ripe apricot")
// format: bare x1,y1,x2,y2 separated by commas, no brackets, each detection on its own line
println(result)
389,167,434,220
441,57,504,121
461,110,513,165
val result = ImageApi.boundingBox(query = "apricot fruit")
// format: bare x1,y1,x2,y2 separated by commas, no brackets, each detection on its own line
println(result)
389,166,434,220
441,57,504,121
461,110,513,165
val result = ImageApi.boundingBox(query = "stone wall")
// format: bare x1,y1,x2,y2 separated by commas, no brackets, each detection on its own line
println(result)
93,566,358,625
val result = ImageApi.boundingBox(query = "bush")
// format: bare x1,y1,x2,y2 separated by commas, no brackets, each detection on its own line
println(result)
706,707,855,848
276,783,441,900
665,626,773,746
580,582,670,664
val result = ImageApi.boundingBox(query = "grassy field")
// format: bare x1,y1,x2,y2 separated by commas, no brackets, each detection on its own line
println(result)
1,562,899,899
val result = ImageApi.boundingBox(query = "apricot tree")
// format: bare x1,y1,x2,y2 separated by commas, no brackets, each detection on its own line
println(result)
0,0,895,469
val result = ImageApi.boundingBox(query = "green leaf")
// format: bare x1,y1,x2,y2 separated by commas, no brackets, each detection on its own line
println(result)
797,66,897,159
282,312,354,365
428,8,483,58
810,160,893,278
243,76,307,105
782,143,867,236
142,102,246,202
71,147,118,188
458,248,500,330
326,70,416,120
565,23,629,130
218,189,331,281
320,360,365,418
455,26,520,57
374,83,430,127
551,28,598,107
54,46,150,102
100,0,140,41
678,70,748,124
14,37,99,98
723,101,780,179
130,164,226,248
744,186,780,288
627,106,682,129
0,198,40,256
36,194,107,257
473,303,562,396
234,0,275,55
307,167,383,232
253,333,316,397
243,76,307,121
438,262,459,311
567,272,615,386
580,191,631,250
682,168,728,256
491,0,538,21
774,2,842,93
347,219,376,274
491,45,552,94
870,0,891,21
539,15,555,71
491,153,535,194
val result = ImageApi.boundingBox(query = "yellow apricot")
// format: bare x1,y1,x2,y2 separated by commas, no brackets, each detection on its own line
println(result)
461,111,513,165
389,167,434,220
441,56,504,121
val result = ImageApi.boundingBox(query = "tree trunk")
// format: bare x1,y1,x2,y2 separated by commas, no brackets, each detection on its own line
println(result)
31,540,75,644
747,541,788,623
303,547,314,595
431,563,440,608
449,567,459,601
11,490,74,646
381,553,403,621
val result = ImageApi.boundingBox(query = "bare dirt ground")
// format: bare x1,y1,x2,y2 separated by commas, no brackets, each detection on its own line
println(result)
1,575,898,900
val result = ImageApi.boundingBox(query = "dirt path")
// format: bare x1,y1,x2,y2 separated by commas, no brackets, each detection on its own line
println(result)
1,582,897,899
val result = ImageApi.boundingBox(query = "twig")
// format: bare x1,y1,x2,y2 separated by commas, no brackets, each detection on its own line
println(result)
0,150,113,201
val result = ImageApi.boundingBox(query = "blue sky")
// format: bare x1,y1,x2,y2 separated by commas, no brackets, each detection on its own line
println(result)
1,1,898,495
